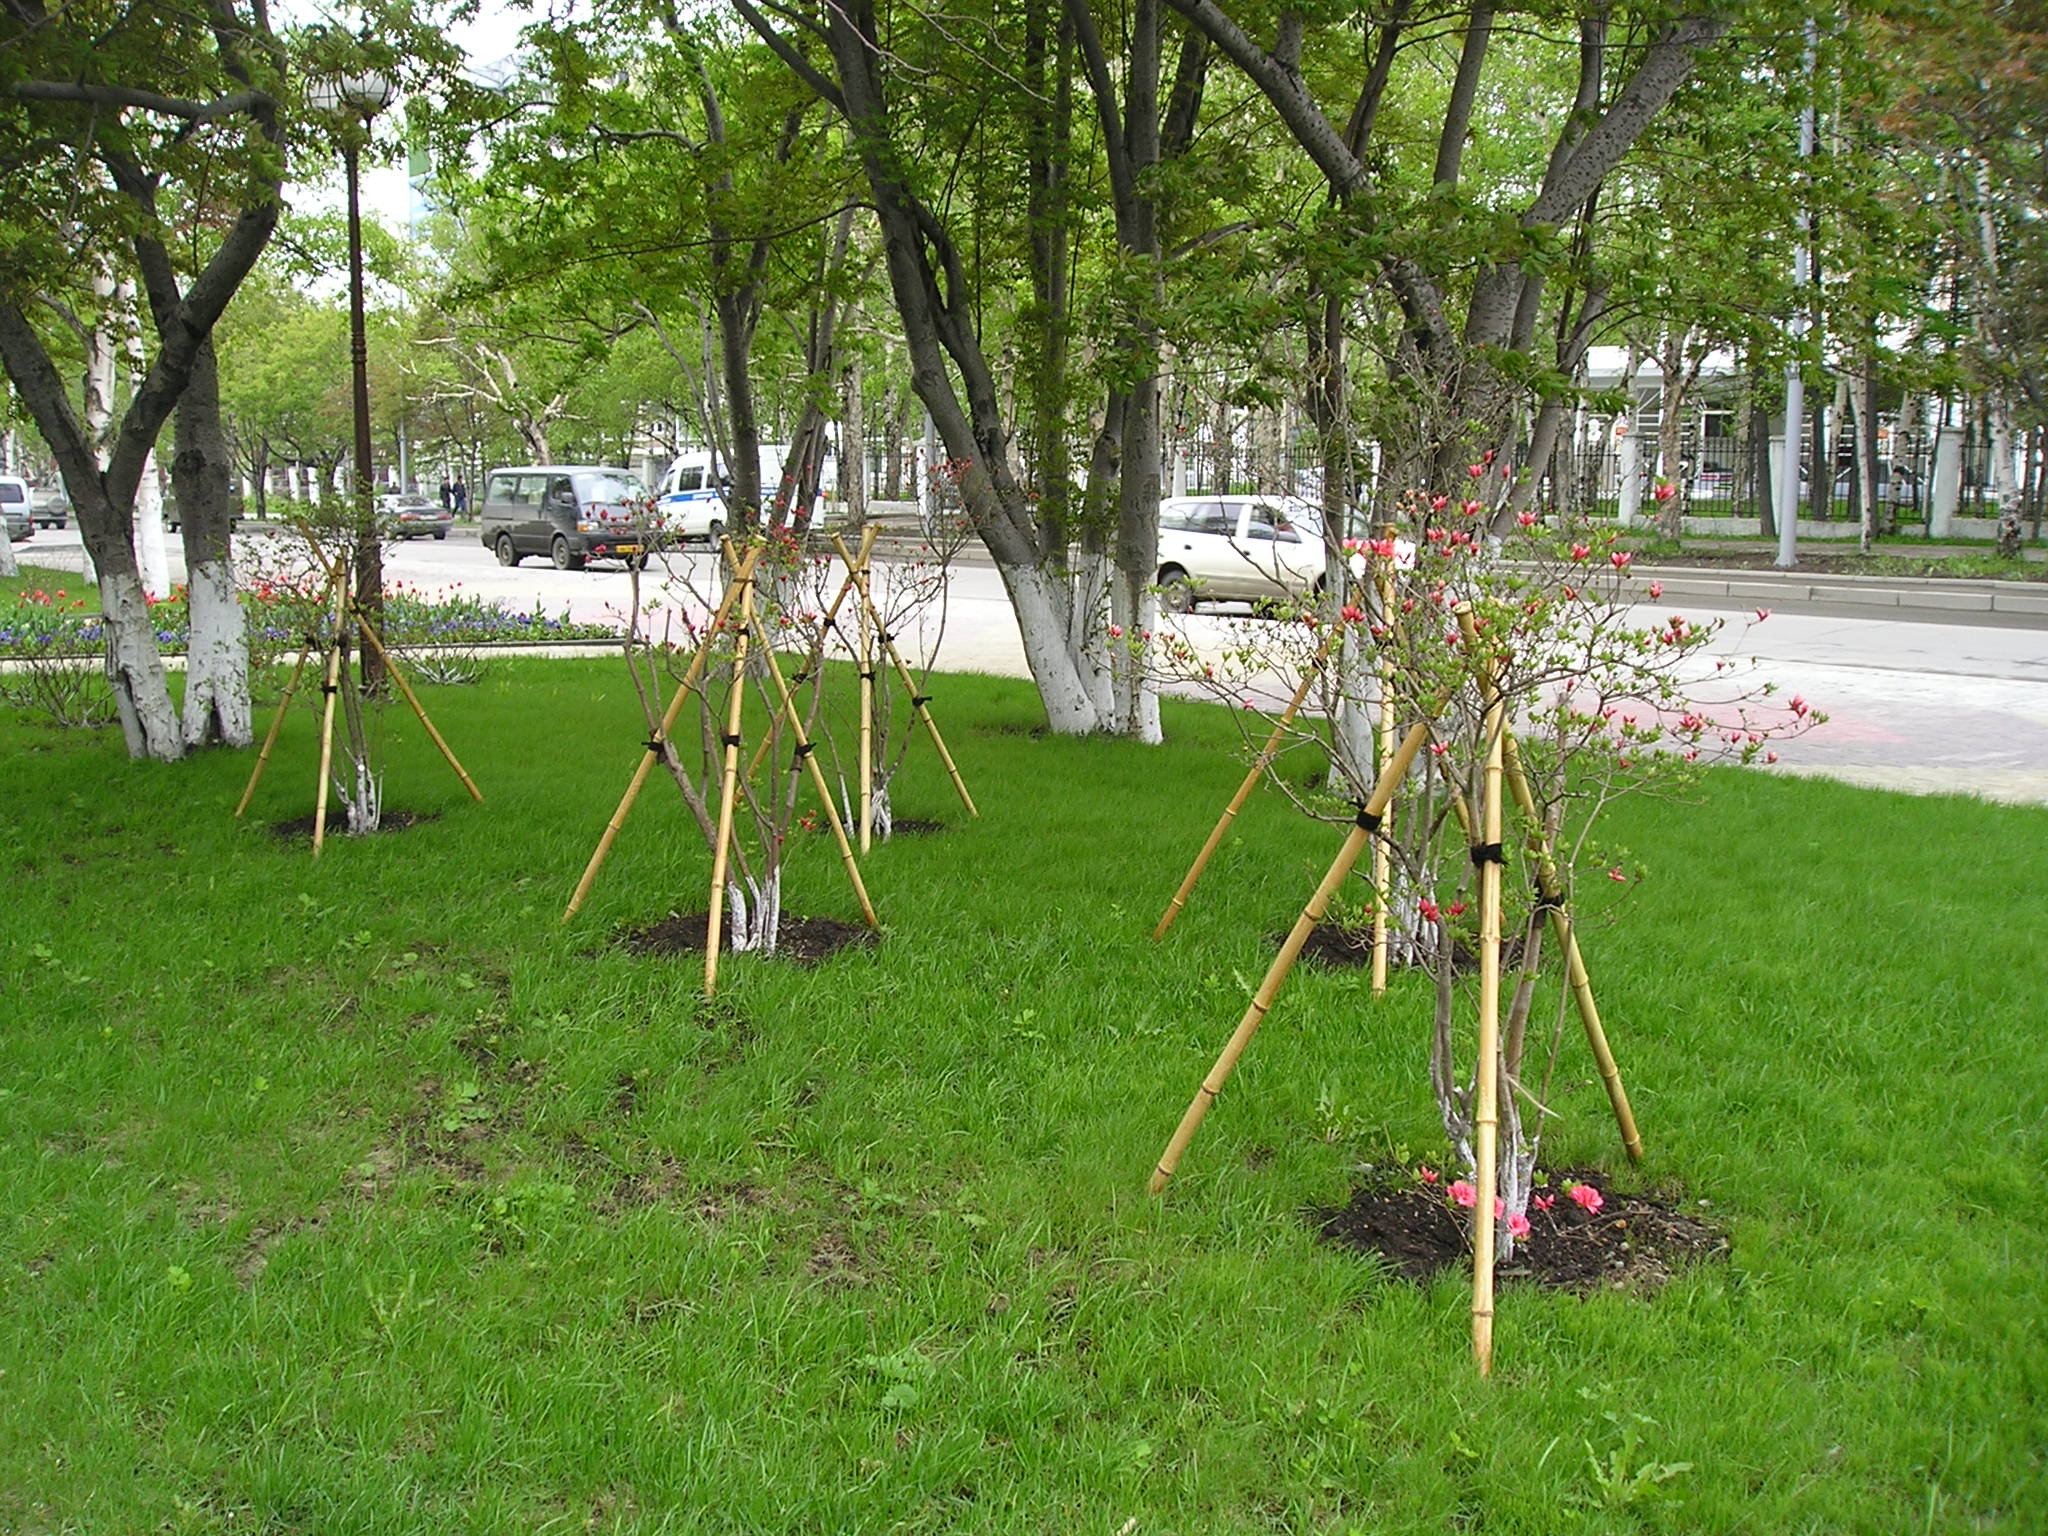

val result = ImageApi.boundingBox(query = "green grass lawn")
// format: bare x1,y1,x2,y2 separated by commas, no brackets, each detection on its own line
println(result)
2,659,2043,1533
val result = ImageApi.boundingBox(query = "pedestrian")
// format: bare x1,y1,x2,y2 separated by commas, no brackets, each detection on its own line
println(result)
451,479,468,516
438,477,452,513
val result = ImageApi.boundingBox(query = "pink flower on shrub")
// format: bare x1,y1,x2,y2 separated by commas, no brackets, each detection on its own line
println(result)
1652,481,1677,502
1418,1166,1439,1185
1507,1212,1531,1239
1610,551,1632,570
1567,1183,1604,1214
1755,608,1771,621
1533,1194,1555,1212
1516,511,1538,527
1449,1180,1477,1208
1648,581,1663,599
1419,898,1441,922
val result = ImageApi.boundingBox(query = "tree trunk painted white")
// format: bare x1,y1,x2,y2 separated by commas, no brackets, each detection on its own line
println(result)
0,526,17,577
1931,425,1963,537
1987,394,2022,511
1005,560,1102,734
181,557,252,748
1069,547,1115,722
99,571,183,760
119,279,172,598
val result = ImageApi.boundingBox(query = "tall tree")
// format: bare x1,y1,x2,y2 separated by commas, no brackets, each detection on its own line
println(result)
0,0,287,758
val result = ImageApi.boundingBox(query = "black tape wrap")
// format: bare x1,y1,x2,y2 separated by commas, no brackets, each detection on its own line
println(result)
792,740,816,761
1354,806,1383,832
1532,889,1564,913
1469,841,1506,867
645,737,667,755
912,694,933,709
859,670,876,682
720,732,743,749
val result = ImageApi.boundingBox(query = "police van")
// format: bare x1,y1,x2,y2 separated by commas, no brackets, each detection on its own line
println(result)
654,443,835,543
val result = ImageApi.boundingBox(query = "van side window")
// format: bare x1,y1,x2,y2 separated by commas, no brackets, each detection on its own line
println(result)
676,468,702,493
486,474,517,505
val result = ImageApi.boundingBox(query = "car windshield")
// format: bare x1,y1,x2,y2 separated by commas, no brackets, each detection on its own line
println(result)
576,472,645,504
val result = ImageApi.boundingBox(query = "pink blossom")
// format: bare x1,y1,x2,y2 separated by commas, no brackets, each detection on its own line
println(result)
1507,1212,1531,1239
1418,1165,1439,1185
1609,550,1632,570
1755,607,1771,621
1533,1194,1555,1212
1766,750,1779,764
1419,898,1441,922
1468,463,1485,479
1607,867,1626,882
1567,1183,1604,1214
1648,581,1663,599
1447,901,1467,918
1516,511,1539,527
1108,624,1123,638
1790,695,1809,718
1570,543,1591,561
1449,1180,1477,1208
1493,1197,1505,1218
1652,481,1677,502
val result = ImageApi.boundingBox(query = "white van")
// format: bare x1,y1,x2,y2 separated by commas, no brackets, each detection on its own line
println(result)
655,443,835,542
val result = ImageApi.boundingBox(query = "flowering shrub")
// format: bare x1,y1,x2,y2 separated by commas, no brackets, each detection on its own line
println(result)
0,587,114,726
1145,463,1826,1258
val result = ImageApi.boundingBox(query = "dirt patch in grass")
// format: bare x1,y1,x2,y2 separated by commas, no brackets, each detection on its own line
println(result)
889,818,948,837
1311,1170,1726,1293
618,911,878,965
271,809,440,840
1293,923,1525,975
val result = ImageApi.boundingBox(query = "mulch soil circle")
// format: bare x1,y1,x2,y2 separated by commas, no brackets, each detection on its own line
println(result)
888,818,947,837
1311,1168,1727,1293
271,809,438,840
618,911,878,965
1293,923,1523,975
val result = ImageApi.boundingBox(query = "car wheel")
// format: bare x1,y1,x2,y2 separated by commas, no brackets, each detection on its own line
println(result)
551,534,584,571
625,551,649,572
433,529,447,540
705,519,724,547
495,534,520,567
1158,566,1196,614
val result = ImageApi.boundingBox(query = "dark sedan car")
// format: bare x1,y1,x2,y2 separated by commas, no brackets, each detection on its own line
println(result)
379,493,455,540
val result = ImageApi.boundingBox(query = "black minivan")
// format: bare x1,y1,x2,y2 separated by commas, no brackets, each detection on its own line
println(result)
478,465,653,570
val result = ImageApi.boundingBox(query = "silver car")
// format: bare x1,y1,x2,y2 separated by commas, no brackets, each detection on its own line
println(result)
1155,494,1324,612
1,475,34,543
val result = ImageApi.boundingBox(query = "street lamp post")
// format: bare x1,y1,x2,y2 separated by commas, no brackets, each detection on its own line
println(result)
309,69,396,686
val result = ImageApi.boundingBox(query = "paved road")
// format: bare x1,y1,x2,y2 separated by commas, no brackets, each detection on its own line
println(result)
17,524,2048,806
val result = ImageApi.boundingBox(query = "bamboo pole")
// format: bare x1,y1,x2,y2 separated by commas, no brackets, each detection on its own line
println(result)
311,576,350,858
742,523,876,783
235,645,312,818
1501,730,1645,1162
1370,531,1398,996
1460,602,1507,1377
1153,643,1334,941
749,612,880,930
1148,720,1433,1195
563,544,764,922
830,531,977,819
352,615,483,803
703,568,756,997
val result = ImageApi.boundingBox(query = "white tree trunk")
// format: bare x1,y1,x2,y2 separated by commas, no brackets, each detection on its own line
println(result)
98,571,183,760
1068,547,1115,722
1002,561,1103,734
181,556,252,748
1109,582,1163,744
118,279,173,597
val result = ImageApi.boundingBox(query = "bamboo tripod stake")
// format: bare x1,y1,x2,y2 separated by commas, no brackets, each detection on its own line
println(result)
1501,731,1645,1162
237,541,483,847
742,523,878,786
1148,720,1434,1195
1152,643,1333,941
311,571,349,857
1459,602,1507,1377
703,571,756,997
830,531,977,820
745,608,879,932
1370,532,1399,997
563,545,765,922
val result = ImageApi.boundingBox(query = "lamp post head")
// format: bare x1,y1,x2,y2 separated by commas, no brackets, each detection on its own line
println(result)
307,70,396,120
